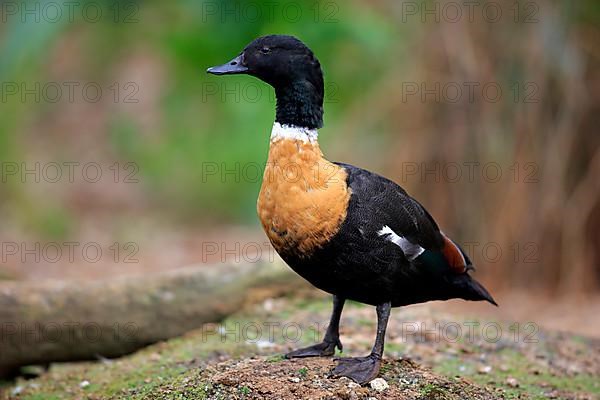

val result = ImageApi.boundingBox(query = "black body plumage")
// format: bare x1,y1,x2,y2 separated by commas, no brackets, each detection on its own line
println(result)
277,163,496,307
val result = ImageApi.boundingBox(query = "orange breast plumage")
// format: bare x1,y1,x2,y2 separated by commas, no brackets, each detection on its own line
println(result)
257,138,351,257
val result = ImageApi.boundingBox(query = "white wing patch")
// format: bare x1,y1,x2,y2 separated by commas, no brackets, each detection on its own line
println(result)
377,225,425,261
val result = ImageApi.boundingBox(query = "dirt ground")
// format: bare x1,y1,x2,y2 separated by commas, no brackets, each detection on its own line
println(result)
2,291,599,399
203,357,498,399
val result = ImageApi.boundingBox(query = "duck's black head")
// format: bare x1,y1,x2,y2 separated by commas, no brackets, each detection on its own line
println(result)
207,35,324,129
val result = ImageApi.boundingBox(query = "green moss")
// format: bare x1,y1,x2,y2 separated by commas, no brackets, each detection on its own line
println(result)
21,395,62,400
379,363,393,374
11,326,256,400
434,348,600,399
419,383,451,400
266,354,285,363
238,385,251,395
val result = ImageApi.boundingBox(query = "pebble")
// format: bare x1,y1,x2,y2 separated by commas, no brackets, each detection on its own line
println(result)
369,378,389,392
505,377,519,387
263,298,274,311
348,382,360,389
478,365,492,374
79,380,90,388
399,376,419,386
289,377,300,383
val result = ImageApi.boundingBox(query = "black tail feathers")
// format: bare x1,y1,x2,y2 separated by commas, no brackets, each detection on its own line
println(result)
454,275,498,306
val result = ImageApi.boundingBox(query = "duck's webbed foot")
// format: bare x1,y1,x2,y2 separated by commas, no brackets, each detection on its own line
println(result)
331,353,381,384
285,337,342,358
331,301,391,385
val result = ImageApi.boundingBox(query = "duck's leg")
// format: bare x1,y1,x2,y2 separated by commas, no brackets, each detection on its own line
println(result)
285,295,345,358
331,301,391,384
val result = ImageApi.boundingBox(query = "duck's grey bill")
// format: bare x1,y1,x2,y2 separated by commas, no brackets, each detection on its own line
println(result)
206,55,248,75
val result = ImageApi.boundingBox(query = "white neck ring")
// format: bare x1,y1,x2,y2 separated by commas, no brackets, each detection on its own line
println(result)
270,122,318,143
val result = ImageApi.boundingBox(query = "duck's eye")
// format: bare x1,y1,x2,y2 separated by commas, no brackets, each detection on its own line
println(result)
260,47,271,55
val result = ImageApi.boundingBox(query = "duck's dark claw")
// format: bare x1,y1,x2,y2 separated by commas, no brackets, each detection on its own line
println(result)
331,354,381,385
285,338,342,358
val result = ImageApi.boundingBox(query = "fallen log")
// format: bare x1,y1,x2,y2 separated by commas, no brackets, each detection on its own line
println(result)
0,260,301,378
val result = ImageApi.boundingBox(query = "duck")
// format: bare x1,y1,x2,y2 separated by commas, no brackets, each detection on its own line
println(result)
207,34,496,384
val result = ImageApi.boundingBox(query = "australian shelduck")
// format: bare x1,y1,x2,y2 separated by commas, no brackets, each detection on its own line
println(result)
207,34,497,384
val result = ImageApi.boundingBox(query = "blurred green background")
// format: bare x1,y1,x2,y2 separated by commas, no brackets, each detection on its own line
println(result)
0,0,599,294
